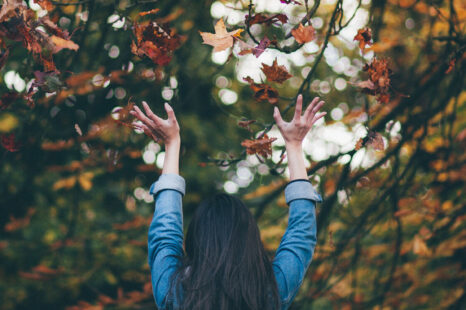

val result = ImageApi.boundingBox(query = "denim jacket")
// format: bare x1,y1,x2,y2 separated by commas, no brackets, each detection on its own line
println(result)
148,174,322,310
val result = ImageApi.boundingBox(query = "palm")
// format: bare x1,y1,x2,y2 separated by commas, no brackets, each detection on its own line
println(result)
274,94,326,146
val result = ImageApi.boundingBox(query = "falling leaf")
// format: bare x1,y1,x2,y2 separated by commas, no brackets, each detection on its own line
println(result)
132,20,183,66
199,18,243,52
291,24,315,44
238,119,256,131
241,134,277,158
4,208,36,232
445,58,455,74
51,35,79,53
354,28,372,53
261,58,292,84
252,36,271,58
243,76,279,104
413,235,431,256
246,13,288,26
41,140,74,151
53,176,77,190
138,8,160,17
1,133,20,152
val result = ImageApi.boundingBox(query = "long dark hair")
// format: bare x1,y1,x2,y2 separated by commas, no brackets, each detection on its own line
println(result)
167,193,280,310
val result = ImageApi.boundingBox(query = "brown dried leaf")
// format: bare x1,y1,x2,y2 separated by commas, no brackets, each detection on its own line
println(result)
261,58,292,84
241,134,277,158
243,76,279,104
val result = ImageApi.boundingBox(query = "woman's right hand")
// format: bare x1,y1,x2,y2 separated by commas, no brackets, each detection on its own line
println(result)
273,94,326,148
130,102,180,147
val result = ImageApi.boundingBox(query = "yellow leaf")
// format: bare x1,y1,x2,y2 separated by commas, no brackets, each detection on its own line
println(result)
53,176,77,190
78,172,94,191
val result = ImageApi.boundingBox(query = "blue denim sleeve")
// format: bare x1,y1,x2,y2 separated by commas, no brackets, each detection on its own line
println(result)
147,173,186,309
272,179,322,309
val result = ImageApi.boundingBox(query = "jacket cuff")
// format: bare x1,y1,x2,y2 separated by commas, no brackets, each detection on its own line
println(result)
149,174,186,197
284,179,323,205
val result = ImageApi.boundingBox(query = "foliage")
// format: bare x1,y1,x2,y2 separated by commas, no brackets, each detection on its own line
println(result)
0,0,465,309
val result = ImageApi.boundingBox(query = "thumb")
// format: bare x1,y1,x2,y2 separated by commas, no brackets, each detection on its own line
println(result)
273,106,284,126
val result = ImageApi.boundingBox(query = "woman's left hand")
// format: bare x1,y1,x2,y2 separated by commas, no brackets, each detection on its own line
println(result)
131,102,180,146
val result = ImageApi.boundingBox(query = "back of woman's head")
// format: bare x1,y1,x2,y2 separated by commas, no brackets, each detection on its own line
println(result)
170,193,280,310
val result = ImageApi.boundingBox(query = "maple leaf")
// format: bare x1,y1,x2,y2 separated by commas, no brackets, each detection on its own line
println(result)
1,133,20,152
291,24,316,44
261,58,292,84
354,28,372,53
132,20,182,66
199,18,243,52
241,134,277,158
243,76,279,104
252,36,271,58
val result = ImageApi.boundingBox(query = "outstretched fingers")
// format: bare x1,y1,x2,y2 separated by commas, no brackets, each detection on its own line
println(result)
303,97,321,120
142,101,163,125
311,112,327,126
131,105,154,127
293,94,303,121
273,106,285,128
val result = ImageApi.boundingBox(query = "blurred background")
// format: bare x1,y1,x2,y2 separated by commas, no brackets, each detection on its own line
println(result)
0,0,464,309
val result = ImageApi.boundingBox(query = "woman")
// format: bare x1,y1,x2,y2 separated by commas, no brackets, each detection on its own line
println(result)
131,94,326,310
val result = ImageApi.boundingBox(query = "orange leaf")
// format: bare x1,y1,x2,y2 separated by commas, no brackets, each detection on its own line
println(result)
51,35,79,53
291,24,316,44
261,58,292,84
353,28,372,53
241,134,277,158
138,8,159,16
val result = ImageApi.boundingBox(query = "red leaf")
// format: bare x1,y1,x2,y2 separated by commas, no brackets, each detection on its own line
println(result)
1,133,20,152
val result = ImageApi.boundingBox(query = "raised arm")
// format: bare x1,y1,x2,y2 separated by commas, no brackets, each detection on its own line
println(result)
272,94,326,309
131,102,183,308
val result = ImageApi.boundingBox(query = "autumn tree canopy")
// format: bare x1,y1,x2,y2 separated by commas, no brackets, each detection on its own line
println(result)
0,0,464,309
